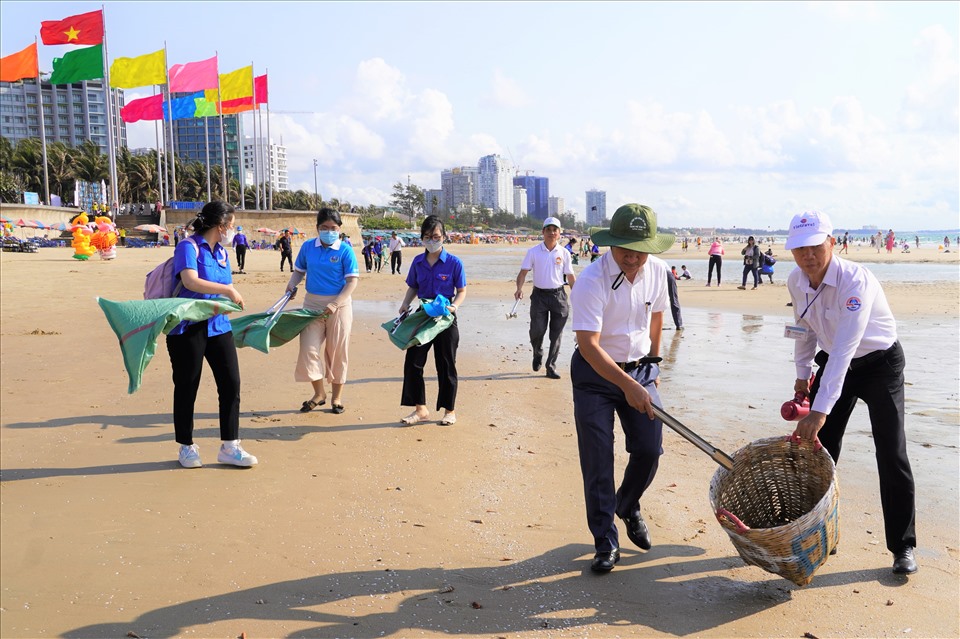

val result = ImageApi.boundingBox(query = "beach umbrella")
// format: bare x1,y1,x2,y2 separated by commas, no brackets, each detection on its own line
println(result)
0,215,13,225
133,224,167,233
49,221,71,232
257,227,279,235
16,218,39,228
32,220,48,229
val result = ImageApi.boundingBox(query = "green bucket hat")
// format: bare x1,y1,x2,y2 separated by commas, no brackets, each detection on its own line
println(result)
590,204,675,254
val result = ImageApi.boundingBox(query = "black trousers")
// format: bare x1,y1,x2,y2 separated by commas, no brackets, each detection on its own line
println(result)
741,263,758,287
708,255,722,284
572,349,663,553
529,287,569,374
665,275,683,329
810,342,916,553
363,252,373,272
401,320,459,411
166,322,241,445
391,251,402,274
280,250,293,271
235,245,246,271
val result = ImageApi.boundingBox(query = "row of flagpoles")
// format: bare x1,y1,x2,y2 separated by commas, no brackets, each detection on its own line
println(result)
0,8,274,212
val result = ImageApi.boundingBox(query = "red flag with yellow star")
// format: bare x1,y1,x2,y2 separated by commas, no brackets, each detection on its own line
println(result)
40,10,104,45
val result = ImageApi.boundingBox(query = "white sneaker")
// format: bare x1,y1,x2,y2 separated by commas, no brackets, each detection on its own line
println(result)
218,441,258,467
178,444,202,468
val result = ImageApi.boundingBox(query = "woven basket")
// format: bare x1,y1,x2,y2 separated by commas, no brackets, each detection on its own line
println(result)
708,436,840,587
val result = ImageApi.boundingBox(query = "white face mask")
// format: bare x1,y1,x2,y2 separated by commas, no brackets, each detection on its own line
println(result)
423,238,444,253
220,227,235,245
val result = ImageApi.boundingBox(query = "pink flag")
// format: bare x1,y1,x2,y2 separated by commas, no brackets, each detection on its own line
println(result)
254,74,268,106
121,94,163,123
168,55,218,92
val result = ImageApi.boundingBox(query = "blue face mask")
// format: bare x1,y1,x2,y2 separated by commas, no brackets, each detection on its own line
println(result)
319,230,339,245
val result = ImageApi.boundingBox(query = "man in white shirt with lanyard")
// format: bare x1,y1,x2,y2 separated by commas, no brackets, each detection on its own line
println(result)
569,204,673,573
514,217,577,379
785,210,917,575
388,231,405,275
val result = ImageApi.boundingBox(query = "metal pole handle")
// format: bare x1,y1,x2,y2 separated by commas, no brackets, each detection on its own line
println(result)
651,405,735,471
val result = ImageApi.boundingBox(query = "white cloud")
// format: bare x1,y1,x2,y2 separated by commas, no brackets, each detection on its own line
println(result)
900,25,959,133
482,70,533,109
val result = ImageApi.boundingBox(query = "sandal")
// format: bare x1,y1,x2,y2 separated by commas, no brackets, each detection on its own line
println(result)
300,399,326,413
439,413,457,426
400,412,428,425
331,404,345,414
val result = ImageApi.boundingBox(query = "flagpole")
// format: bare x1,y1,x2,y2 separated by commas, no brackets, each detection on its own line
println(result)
204,117,211,202
265,67,273,211
34,37,51,206
153,85,164,205
163,42,177,205
253,98,260,211
214,52,227,202
238,109,246,211
100,5,120,216
256,95,264,210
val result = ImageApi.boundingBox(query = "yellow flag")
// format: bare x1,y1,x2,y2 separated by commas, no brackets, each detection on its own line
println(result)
110,49,165,89
218,65,253,101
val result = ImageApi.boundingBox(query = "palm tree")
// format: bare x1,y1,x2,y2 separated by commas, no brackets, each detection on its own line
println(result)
45,142,73,201
10,138,43,194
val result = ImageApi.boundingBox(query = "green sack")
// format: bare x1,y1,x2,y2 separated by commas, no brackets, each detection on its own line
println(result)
381,306,455,350
231,308,322,354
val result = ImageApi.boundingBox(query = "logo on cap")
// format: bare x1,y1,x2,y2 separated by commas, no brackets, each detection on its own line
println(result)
629,216,649,233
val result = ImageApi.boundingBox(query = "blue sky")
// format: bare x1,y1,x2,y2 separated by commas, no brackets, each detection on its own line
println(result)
2,1,958,230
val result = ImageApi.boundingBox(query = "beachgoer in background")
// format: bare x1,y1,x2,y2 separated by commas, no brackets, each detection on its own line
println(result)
914,235,919,249
839,231,849,254
738,236,761,290
361,238,375,273
515,217,576,380
696,236,702,250
232,226,248,274
388,231,405,275
670,265,680,280
784,209,916,575
166,201,256,469
286,208,359,415
373,236,384,272
944,236,951,253
885,229,896,254
570,204,673,573
118,227,126,247
590,242,601,262
680,265,692,279
398,215,467,426
759,248,776,284
664,263,683,331
277,230,293,272
706,237,724,287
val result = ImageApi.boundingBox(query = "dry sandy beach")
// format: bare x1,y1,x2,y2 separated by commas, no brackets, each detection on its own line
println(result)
1,241,958,638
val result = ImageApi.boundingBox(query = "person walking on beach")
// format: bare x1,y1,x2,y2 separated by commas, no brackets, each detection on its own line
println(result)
277,230,293,272
569,203,673,573
286,208,359,415
373,236,384,272
388,231,405,275
398,216,467,426
706,237,724,286
514,217,576,380
166,201,257,469
885,229,896,254
737,236,761,290
664,262,683,331
839,231,849,254
361,237,375,273
784,210,917,575
232,226,249,274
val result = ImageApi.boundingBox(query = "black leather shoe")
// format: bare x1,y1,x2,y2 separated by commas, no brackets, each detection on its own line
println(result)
546,370,561,379
532,355,542,372
892,546,918,574
590,548,620,573
621,512,652,550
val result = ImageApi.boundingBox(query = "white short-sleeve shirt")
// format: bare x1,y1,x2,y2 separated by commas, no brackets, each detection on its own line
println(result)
570,251,669,362
520,242,574,289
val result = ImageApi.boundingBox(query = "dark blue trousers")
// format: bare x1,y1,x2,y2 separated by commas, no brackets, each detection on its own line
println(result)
572,349,663,553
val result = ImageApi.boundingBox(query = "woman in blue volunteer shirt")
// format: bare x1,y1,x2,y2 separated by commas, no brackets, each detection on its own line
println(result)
398,215,467,426
167,201,257,469
285,208,360,414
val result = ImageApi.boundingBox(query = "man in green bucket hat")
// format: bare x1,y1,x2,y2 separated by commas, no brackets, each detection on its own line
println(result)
569,203,675,573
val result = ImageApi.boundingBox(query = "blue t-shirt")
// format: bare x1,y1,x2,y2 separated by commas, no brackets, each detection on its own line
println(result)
294,237,360,295
170,235,233,336
405,248,466,300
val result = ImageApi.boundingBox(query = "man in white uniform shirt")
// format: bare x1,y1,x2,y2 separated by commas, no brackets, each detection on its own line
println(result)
388,231,405,275
785,210,917,575
569,204,673,573
514,217,577,379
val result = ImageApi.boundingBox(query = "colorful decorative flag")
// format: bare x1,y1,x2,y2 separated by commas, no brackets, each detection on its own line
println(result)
168,55,218,92
49,45,104,85
121,94,164,123
0,42,39,82
163,92,204,120
220,96,254,114
219,65,253,101
254,74,268,106
41,10,104,45
193,96,218,118
110,49,165,89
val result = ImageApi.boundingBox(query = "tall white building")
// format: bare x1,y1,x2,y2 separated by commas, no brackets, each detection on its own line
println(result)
441,166,478,212
242,137,288,192
586,189,606,226
477,154,514,214
548,196,565,217
513,186,527,219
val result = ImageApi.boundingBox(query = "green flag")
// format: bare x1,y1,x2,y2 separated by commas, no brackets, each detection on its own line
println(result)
231,308,322,354
49,44,104,84
98,296,243,394
193,96,218,118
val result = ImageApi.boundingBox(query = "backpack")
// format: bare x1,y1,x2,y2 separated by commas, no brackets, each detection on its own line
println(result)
143,237,198,299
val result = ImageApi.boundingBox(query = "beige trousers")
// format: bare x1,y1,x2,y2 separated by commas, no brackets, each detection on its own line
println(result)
295,292,353,384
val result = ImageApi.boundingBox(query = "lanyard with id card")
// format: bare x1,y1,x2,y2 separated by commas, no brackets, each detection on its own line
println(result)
785,284,824,340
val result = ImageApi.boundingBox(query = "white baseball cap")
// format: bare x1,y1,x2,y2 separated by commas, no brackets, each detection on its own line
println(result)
784,210,833,249
542,216,562,230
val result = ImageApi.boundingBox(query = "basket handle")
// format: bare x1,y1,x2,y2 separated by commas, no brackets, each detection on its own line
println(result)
785,433,823,451
716,508,751,534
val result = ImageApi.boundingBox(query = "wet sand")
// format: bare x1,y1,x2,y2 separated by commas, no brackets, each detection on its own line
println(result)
1,244,958,638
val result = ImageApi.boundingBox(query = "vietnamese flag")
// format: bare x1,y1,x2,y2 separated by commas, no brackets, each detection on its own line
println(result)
40,10,104,45
0,42,39,83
